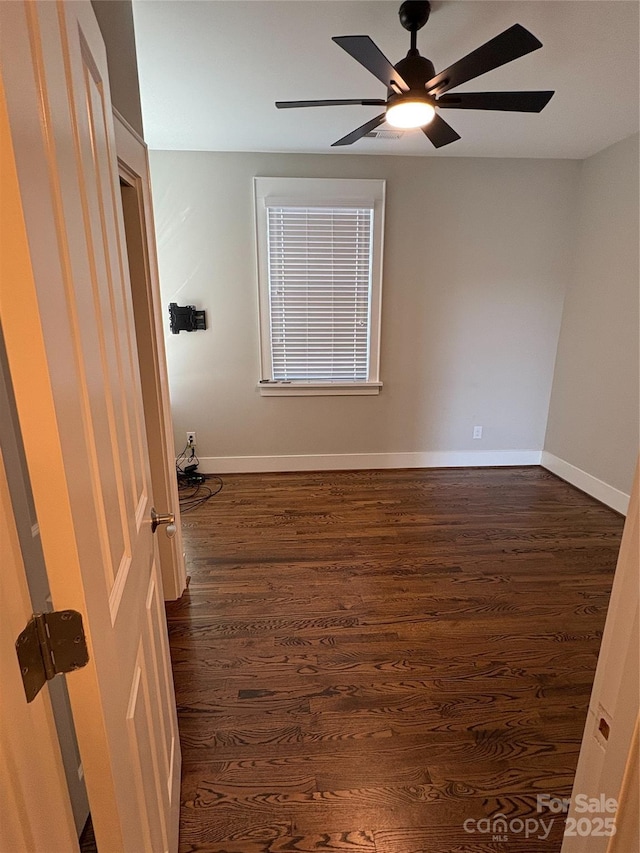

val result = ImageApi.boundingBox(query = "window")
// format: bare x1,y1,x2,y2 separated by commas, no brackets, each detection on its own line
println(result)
254,178,385,395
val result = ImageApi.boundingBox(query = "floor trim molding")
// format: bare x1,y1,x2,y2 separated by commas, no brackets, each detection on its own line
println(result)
541,451,629,515
196,450,542,475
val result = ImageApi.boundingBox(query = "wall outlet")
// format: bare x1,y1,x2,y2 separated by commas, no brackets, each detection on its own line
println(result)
473,425,483,440
186,431,196,447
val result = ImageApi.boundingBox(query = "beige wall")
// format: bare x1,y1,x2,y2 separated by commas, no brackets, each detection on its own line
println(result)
91,0,144,137
545,134,639,496
150,150,578,466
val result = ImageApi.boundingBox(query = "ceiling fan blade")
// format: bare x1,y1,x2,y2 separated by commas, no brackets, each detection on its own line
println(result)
422,114,461,148
331,113,387,147
276,99,386,109
425,24,543,96
437,91,554,112
332,35,409,92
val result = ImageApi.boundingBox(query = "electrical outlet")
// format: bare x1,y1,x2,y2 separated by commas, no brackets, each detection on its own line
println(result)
473,425,483,440
186,431,196,447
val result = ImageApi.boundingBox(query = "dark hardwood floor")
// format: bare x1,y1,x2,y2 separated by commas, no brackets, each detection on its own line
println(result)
166,466,624,853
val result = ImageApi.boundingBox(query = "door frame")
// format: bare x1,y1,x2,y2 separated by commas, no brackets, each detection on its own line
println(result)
561,462,640,852
114,109,186,601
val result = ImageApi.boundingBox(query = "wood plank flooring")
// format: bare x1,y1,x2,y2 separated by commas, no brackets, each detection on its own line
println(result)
167,467,624,853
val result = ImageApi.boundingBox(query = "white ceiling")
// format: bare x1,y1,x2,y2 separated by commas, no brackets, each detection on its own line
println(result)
132,1,639,158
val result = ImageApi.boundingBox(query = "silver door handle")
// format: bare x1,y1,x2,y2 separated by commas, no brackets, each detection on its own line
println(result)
150,507,176,537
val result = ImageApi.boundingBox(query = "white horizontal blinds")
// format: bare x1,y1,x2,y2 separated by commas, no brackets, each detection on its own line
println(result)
267,205,373,381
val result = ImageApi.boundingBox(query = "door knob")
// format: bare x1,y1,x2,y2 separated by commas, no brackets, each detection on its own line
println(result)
151,507,176,536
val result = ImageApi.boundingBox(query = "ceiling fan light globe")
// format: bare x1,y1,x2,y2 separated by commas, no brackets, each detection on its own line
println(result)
385,100,435,128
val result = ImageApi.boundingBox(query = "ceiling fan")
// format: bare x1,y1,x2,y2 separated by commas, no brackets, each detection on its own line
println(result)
275,0,554,148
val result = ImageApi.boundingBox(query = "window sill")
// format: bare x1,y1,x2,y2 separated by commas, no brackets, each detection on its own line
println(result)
258,381,382,397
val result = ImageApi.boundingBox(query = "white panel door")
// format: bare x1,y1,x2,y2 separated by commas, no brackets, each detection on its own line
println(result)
0,2,180,850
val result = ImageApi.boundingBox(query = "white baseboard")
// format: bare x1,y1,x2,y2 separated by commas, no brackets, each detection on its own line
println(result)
196,450,542,475
541,451,629,515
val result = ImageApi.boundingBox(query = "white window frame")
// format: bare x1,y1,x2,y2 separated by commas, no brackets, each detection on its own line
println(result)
254,177,385,396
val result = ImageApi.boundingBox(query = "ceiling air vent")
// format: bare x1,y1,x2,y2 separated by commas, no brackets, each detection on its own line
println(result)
364,129,405,139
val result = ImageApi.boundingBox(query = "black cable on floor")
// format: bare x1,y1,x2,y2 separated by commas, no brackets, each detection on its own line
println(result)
176,442,223,512
178,474,223,512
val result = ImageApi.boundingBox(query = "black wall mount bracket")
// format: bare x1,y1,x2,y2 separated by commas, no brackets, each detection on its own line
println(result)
169,302,207,334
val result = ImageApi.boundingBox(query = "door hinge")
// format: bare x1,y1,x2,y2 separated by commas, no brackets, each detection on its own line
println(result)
15,610,89,703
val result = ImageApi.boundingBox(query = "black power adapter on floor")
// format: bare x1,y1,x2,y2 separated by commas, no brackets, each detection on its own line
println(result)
177,470,205,486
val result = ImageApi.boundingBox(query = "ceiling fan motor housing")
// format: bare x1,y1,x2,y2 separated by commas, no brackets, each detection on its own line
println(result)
391,54,436,101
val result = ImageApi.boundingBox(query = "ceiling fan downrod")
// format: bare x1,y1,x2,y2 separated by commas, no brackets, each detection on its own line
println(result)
394,1,436,89
399,0,431,54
